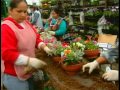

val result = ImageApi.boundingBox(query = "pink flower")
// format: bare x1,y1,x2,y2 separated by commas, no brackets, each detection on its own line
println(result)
93,41,97,44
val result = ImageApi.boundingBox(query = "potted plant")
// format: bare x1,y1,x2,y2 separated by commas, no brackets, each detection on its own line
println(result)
84,41,100,59
61,42,85,75
40,31,57,44
50,41,67,63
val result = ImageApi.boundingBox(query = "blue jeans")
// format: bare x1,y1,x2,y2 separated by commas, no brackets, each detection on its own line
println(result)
3,74,35,90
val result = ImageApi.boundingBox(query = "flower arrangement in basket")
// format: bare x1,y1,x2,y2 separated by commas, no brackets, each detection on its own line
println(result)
61,42,85,75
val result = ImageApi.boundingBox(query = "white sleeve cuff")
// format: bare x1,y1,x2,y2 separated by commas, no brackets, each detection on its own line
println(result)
15,54,29,66
38,42,45,49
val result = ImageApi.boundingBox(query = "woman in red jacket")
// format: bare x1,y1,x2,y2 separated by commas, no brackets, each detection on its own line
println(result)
1,0,51,90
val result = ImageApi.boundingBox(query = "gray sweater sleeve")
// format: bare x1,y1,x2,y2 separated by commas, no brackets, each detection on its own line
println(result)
100,48,118,63
31,12,39,25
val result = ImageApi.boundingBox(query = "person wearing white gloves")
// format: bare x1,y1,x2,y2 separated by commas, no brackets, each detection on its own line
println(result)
82,48,118,81
1,0,51,90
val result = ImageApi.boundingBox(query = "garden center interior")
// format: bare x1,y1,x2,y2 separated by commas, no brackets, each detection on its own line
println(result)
1,0,119,90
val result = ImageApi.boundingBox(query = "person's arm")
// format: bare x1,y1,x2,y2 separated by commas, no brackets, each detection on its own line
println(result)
100,48,118,63
2,24,20,64
31,12,39,25
100,48,119,81
95,56,107,64
44,22,49,30
44,18,52,30
82,48,118,74
55,20,67,36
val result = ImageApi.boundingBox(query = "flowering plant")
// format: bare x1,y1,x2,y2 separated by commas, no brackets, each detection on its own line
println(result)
62,42,85,65
50,41,68,56
40,31,57,44
74,37,99,50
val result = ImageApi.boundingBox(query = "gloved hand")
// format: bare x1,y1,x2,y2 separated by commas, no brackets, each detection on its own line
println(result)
48,31,55,35
24,66,37,74
28,58,47,69
82,60,99,74
102,70,118,81
43,46,52,55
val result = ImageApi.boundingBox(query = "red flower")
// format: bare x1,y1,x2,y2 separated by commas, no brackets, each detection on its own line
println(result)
62,42,69,47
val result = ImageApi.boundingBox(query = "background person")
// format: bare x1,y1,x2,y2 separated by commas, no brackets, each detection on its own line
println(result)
31,6,43,31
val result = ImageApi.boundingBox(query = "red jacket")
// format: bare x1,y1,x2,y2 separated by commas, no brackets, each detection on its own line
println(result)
1,17,42,76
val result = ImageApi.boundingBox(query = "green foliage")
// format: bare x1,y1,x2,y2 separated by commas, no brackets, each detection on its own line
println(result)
64,50,84,65
85,41,99,50
51,41,66,56
53,46,65,56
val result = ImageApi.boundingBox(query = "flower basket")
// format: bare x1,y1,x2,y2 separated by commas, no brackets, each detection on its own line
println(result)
61,61,84,76
84,49,100,59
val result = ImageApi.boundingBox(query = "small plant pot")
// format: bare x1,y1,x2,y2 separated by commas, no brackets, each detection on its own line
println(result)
52,56,61,63
61,62,84,76
84,49,100,59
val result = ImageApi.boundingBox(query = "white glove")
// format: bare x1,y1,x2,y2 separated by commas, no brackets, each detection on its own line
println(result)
82,60,99,74
44,46,52,55
15,55,47,69
48,31,55,35
102,70,119,81
24,65,37,74
28,57,47,69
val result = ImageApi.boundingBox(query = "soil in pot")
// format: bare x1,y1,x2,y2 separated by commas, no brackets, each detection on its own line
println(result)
61,62,84,76
84,49,100,59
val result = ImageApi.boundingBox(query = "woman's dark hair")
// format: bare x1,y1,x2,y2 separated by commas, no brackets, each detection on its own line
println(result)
9,0,27,9
52,6,63,16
